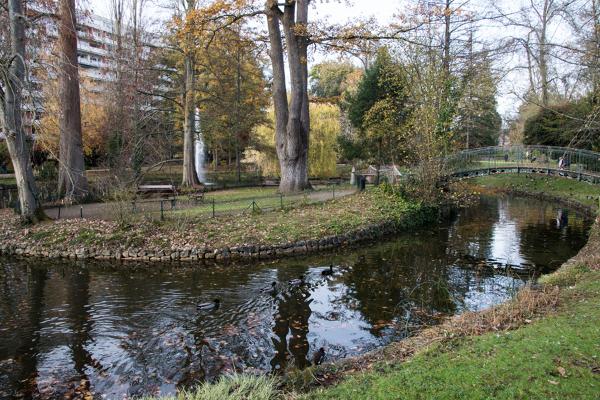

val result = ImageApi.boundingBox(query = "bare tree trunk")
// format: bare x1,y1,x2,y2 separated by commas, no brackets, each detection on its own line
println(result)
266,0,311,193
2,0,46,222
235,28,242,184
525,34,537,93
213,147,218,170
58,0,89,200
179,0,200,187
443,0,451,79
539,0,550,106
181,53,200,186
592,0,600,103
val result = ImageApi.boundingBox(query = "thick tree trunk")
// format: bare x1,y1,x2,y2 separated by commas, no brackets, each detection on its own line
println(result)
3,0,46,222
266,0,311,193
181,54,200,187
57,0,89,200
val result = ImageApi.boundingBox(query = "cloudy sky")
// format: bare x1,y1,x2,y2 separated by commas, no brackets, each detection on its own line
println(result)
87,0,403,22
84,0,575,119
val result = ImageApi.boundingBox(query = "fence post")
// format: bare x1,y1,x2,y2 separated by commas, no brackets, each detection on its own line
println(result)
280,193,284,209
160,200,164,221
58,204,61,219
80,206,83,219
252,199,256,213
332,185,335,200
212,198,215,218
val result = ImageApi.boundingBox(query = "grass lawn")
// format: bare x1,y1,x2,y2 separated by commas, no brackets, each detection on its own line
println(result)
155,188,425,248
173,186,350,217
0,177,16,186
302,267,600,400
6,186,430,251
469,173,600,209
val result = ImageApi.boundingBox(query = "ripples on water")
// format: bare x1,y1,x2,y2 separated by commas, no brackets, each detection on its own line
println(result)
0,196,592,398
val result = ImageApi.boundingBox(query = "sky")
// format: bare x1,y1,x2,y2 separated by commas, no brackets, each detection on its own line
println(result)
87,0,403,23
84,0,578,120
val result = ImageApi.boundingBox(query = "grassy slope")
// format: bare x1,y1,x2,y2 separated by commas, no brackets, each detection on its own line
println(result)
0,177,16,186
301,174,600,400
471,173,600,208
303,271,600,400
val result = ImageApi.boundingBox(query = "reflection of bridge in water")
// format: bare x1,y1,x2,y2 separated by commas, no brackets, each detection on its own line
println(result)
443,145,600,184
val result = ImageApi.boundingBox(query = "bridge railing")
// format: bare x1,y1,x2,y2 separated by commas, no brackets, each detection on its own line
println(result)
444,145,600,179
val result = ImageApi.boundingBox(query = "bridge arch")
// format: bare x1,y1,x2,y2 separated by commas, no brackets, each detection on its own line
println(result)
444,145,600,185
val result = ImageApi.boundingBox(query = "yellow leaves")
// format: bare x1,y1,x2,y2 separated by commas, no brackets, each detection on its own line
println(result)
250,103,340,178
173,0,258,50
37,78,109,159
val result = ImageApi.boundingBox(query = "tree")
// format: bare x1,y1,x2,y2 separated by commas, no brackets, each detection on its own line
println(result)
455,55,502,148
57,0,89,200
523,99,600,149
0,0,45,221
497,0,572,107
345,53,385,129
265,0,312,192
248,102,340,178
577,0,600,101
104,0,169,178
195,21,269,181
309,61,358,99
344,48,410,170
181,4,200,186
38,78,109,167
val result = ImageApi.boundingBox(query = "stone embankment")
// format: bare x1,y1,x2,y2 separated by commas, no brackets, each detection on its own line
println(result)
0,220,409,263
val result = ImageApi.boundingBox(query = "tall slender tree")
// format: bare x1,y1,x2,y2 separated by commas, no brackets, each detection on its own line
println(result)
57,0,89,200
181,0,201,187
1,0,46,221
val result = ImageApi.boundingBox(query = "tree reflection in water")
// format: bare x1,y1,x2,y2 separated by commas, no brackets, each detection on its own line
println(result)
270,281,313,371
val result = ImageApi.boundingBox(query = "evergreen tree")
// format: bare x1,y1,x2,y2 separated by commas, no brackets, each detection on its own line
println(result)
309,61,358,99
343,48,410,166
455,58,502,148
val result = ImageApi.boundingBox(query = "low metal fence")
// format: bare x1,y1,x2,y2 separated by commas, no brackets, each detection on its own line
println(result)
39,185,352,221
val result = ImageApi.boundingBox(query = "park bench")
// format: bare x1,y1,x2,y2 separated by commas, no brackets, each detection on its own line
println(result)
327,176,343,185
262,178,280,187
136,184,178,198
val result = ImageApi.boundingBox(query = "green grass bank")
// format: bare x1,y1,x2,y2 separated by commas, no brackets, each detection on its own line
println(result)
469,173,600,210
0,186,436,262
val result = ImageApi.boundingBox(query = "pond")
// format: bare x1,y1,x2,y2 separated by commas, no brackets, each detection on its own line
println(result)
0,195,592,399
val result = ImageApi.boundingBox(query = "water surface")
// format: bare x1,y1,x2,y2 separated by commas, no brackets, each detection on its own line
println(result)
0,196,591,399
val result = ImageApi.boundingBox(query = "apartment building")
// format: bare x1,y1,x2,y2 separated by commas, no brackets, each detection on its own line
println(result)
2,9,171,147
